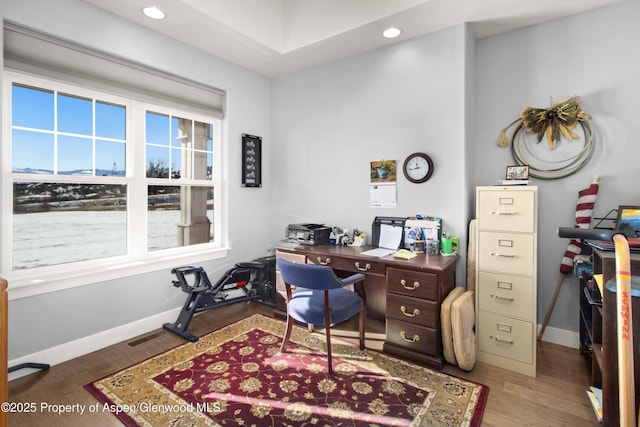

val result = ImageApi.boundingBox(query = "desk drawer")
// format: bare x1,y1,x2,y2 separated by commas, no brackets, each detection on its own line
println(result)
309,254,386,276
478,231,534,275
478,272,533,319
386,293,437,328
478,312,533,364
386,318,437,356
387,268,437,300
275,251,307,292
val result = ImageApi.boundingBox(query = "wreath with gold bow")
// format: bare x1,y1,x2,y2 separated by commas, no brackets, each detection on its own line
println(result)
497,96,594,179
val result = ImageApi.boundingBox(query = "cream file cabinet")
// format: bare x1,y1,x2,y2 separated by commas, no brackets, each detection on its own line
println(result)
475,186,537,377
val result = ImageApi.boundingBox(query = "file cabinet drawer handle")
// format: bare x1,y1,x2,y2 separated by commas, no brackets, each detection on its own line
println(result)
491,252,515,258
355,262,371,271
400,305,420,317
491,336,514,344
400,331,420,343
491,211,514,215
400,279,420,290
317,257,331,265
491,294,514,301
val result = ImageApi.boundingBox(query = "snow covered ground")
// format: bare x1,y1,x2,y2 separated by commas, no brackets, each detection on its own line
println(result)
12,210,186,269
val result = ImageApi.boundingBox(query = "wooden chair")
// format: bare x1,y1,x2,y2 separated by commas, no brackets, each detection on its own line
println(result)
276,258,366,374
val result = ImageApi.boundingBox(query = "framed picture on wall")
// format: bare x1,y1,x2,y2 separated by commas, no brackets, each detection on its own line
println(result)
241,134,262,187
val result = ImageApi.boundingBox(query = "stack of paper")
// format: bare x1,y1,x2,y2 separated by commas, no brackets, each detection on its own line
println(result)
362,223,403,258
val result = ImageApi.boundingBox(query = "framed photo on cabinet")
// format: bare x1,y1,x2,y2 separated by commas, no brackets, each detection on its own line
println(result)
505,165,529,180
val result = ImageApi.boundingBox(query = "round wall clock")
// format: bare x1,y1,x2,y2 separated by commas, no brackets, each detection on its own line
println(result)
403,152,434,183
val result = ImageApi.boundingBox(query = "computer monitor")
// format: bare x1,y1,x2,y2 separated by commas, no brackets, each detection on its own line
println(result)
616,205,640,238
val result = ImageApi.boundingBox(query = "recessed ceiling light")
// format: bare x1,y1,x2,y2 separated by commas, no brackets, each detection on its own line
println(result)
382,27,402,39
142,6,166,20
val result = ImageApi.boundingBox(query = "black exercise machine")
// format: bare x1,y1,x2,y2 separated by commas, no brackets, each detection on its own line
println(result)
163,256,276,342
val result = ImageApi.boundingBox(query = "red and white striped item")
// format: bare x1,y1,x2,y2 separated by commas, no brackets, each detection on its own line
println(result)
560,178,600,274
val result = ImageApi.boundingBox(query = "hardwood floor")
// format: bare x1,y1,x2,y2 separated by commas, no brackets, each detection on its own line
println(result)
8,302,599,426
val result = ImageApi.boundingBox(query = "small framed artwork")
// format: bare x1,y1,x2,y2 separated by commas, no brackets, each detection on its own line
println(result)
616,205,640,238
241,134,262,187
506,165,529,180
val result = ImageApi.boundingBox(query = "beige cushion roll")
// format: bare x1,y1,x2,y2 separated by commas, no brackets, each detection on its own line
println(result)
440,286,466,365
451,290,476,371
467,219,476,293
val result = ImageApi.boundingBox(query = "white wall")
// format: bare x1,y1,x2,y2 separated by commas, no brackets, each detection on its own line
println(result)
271,0,640,340
0,0,272,362
271,25,472,284
474,0,640,334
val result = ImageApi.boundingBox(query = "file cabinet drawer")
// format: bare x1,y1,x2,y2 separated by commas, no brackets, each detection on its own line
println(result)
478,272,533,319
386,293,437,328
478,231,534,275
387,268,437,300
386,318,438,356
478,312,533,364
477,189,535,232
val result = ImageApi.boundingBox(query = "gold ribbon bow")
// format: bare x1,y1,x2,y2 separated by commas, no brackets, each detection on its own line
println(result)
497,96,592,149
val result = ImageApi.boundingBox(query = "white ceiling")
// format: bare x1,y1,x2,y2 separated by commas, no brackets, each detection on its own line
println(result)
80,0,624,78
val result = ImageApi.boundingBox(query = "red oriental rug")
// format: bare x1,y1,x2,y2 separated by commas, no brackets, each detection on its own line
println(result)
85,314,488,426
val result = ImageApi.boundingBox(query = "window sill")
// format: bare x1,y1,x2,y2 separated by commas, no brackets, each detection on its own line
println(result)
4,246,230,300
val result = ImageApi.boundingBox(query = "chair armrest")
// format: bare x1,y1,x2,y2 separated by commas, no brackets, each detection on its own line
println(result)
340,273,365,286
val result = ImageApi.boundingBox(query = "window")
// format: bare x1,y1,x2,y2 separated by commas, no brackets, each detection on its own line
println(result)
145,112,215,251
3,72,224,296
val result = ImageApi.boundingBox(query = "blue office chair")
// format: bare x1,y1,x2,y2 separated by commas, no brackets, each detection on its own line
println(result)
277,258,366,374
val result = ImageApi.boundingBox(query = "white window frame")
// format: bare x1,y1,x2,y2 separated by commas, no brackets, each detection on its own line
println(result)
1,71,228,300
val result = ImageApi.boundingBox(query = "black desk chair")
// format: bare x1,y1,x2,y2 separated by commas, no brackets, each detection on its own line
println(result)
277,258,366,374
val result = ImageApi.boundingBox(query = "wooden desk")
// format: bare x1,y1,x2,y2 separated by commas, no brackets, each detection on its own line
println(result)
275,244,458,369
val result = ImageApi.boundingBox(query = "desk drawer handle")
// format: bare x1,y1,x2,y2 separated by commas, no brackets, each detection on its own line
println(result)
490,253,515,258
400,279,420,290
491,294,514,301
491,335,514,344
400,306,420,317
354,262,371,271
400,331,420,343
317,257,331,265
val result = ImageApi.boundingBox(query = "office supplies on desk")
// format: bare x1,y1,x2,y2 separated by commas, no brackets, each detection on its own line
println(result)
378,223,403,249
404,216,442,252
361,247,396,257
329,227,347,245
363,224,401,257
393,249,417,260
372,216,407,248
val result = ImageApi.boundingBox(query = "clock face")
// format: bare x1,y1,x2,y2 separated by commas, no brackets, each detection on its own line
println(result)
403,153,434,183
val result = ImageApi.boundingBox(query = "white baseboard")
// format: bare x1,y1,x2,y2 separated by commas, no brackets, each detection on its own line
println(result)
537,323,580,349
8,307,181,381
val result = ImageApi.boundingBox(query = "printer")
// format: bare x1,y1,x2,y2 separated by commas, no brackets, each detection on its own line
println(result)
286,223,331,245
